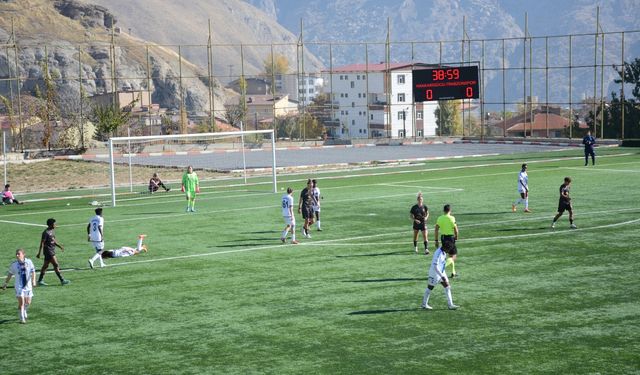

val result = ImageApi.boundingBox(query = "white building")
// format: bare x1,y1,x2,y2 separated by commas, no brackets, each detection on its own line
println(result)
276,73,324,106
325,63,438,139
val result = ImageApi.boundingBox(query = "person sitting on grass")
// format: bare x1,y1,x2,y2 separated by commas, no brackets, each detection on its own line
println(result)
2,184,24,205
101,235,148,259
149,173,171,194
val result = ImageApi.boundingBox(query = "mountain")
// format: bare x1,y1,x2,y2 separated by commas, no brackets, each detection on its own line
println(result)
82,0,324,78
0,0,223,114
246,0,640,106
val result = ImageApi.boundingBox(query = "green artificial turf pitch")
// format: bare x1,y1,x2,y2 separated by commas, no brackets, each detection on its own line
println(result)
1,148,639,374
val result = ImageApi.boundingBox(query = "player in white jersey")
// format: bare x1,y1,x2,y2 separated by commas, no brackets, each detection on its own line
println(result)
101,235,148,258
2,249,36,323
421,241,459,310
87,207,105,268
512,163,531,213
311,179,322,231
280,188,298,244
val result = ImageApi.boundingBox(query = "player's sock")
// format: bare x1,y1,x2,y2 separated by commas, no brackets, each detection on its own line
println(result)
55,270,64,282
422,288,432,307
444,286,454,306
413,240,417,248
19,307,25,321
524,199,529,210
90,252,101,264
423,241,428,251
137,237,144,251
317,220,321,230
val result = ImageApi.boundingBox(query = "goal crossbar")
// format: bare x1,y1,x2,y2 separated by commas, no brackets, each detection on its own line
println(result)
108,129,277,207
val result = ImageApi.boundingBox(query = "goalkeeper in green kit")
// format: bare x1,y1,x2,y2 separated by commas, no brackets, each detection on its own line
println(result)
181,165,200,212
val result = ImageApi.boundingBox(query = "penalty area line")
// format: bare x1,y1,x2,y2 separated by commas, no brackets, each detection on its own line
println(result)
62,217,640,272
0,219,46,227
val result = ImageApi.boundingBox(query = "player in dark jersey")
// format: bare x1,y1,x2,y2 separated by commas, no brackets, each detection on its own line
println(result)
298,179,315,238
582,130,596,166
551,177,576,229
410,192,430,254
36,218,70,286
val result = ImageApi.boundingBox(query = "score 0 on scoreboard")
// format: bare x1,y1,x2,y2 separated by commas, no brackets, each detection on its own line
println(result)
412,66,479,101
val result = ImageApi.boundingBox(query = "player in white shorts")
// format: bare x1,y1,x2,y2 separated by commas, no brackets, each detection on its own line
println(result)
87,207,105,268
102,235,148,258
280,187,298,244
512,163,531,213
421,241,459,310
312,179,322,231
2,249,36,323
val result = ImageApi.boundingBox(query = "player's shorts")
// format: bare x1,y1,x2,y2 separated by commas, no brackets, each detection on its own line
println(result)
557,200,572,213
283,215,295,226
16,287,33,298
517,190,528,196
440,235,456,245
91,241,105,252
301,206,313,219
413,222,426,231
427,272,443,287
312,205,321,213
43,250,56,261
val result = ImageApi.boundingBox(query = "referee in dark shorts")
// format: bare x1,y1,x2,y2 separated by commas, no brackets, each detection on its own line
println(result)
434,204,458,249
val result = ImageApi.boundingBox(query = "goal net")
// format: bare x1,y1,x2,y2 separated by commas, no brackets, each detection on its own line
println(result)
107,129,277,207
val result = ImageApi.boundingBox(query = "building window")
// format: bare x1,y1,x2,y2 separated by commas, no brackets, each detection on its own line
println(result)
370,114,374,120
340,93,344,98
352,102,355,107
398,111,405,120
363,93,366,98
397,93,406,102
346,110,349,115
345,75,349,80
350,82,355,88
352,120,355,125
358,93,361,98
397,74,405,84
416,111,423,120
362,74,366,79
339,75,343,80
340,110,344,115
309,88,314,93
356,75,360,80
418,130,423,137
345,93,348,98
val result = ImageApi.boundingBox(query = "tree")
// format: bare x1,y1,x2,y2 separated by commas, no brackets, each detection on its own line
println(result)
263,53,289,77
608,58,640,138
434,100,462,136
36,60,60,150
92,104,132,141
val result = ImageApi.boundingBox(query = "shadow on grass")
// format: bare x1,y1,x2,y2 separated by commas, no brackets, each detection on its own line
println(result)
457,212,505,216
336,250,410,258
348,308,420,315
343,277,426,283
0,319,14,324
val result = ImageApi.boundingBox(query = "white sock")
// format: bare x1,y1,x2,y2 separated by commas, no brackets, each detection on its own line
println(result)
137,237,144,251
19,307,25,321
445,286,454,306
317,220,321,229
422,287,432,306
524,198,529,209
90,252,101,262
281,229,288,239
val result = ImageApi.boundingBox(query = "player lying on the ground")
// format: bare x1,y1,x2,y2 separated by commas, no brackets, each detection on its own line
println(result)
101,235,148,258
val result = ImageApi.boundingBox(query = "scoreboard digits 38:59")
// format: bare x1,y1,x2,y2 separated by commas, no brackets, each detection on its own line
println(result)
412,66,479,101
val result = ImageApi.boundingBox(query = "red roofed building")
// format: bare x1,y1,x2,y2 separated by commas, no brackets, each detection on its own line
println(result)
499,107,586,137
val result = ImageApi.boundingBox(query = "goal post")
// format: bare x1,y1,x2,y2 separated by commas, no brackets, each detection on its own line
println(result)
107,129,277,207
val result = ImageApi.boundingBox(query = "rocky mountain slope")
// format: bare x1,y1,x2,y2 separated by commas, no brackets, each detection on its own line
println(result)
247,0,640,104
0,0,222,113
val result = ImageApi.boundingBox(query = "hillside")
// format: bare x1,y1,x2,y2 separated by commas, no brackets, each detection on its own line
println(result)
247,0,640,105
0,0,224,113
83,0,324,79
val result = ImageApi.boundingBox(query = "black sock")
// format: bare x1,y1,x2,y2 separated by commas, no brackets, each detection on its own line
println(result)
424,241,428,249
413,241,417,247
55,271,64,282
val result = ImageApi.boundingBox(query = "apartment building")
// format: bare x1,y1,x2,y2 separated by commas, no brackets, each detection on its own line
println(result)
325,63,438,139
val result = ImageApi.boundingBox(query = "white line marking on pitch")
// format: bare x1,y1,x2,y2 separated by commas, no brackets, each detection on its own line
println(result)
65,217,639,271
0,219,46,227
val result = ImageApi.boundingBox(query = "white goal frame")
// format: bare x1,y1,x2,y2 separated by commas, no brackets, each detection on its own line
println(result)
108,129,277,207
